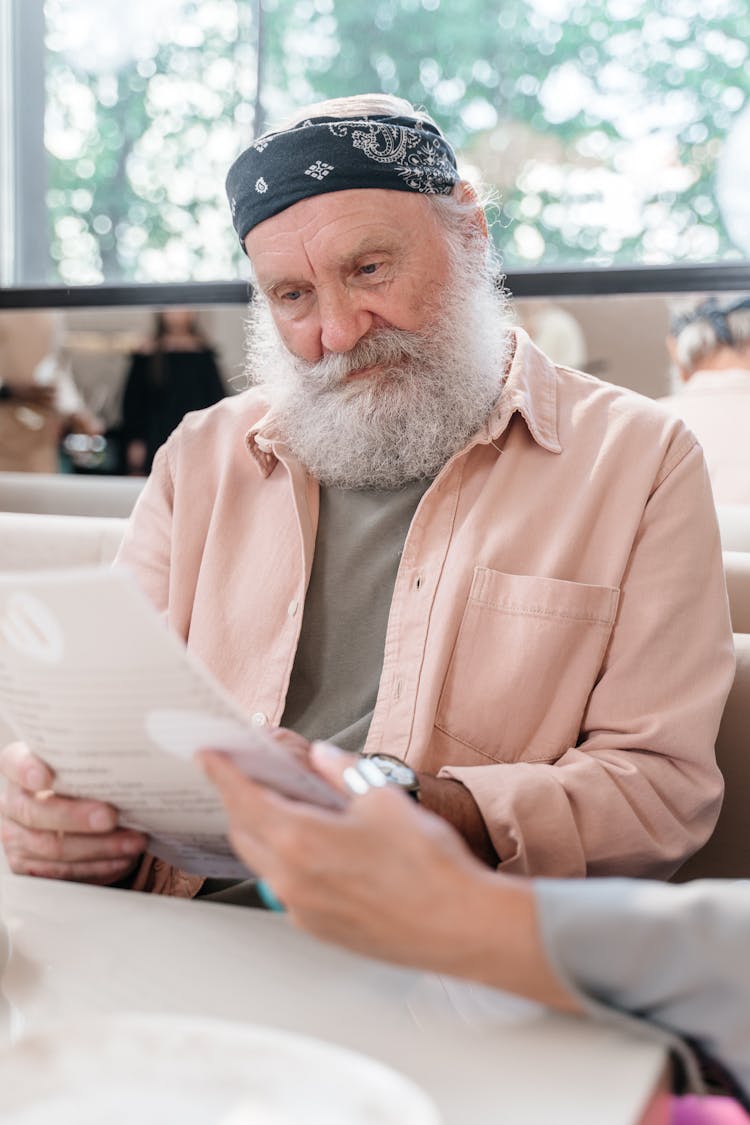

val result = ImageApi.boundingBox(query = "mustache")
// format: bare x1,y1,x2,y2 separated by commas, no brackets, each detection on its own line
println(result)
288,326,426,390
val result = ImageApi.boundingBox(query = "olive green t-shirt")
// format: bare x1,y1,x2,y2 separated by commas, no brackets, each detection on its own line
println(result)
280,478,431,751
200,478,430,905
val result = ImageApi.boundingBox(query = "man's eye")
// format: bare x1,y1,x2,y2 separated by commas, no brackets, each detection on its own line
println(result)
280,290,303,301
359,263,381,276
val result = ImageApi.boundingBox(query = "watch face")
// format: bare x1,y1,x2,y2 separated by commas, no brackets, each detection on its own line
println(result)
365,754,418,790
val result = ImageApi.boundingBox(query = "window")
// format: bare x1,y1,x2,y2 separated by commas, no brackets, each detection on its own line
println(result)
1,0,258,287
1,0,749,295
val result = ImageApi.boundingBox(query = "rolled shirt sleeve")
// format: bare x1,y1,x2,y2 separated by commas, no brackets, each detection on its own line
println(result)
441,440,734,877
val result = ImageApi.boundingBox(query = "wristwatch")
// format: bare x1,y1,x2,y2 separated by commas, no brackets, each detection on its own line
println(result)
359,752,420,801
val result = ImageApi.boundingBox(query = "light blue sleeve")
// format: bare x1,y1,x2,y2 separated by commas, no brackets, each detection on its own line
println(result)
535,878,750,1099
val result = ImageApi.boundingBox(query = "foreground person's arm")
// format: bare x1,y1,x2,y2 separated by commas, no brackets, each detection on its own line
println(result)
201,743,574,1007
536,878,750,1105
202,743,750,1103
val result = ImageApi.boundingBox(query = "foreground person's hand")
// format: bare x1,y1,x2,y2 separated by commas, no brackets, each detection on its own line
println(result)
201,741,489,966
201,742,577,1011
0,742,148,883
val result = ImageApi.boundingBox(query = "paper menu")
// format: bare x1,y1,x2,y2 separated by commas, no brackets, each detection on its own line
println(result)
0,567,345,877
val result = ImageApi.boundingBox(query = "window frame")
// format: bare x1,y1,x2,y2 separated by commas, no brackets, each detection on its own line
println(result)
1,262,750,309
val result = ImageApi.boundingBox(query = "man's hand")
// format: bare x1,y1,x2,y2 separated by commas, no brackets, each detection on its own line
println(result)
0,742,148,884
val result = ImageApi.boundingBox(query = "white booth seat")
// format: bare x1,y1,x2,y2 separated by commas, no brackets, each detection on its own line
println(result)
0,471,144,518
0,512,126,572
717,504,750,552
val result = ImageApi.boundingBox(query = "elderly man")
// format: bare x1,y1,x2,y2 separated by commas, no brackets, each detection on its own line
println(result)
0,94,734,899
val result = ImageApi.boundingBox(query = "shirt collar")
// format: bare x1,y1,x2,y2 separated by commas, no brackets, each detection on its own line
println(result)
244,326,563,477
486,327,562,453
245,417,279,477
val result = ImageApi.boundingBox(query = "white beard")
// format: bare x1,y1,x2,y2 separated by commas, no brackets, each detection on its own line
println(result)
243,255,512,490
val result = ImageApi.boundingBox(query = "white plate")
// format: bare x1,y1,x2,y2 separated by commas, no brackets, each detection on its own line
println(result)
0,1012,442,1125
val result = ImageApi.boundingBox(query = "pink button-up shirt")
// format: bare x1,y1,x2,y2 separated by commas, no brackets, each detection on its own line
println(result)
119,329,733,894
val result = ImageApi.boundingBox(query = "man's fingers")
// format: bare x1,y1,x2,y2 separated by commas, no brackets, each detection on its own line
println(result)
269,727,312,761
0,783,119,835
0,742,54,792
9,855,139,884
0,743,143,887
1,819,146,865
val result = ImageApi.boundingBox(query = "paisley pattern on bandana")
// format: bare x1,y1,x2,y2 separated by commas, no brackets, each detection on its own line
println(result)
329,120,411,162
225,113,460,248
325,120,457,192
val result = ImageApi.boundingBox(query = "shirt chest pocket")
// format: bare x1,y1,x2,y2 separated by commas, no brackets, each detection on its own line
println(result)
435,568,620,763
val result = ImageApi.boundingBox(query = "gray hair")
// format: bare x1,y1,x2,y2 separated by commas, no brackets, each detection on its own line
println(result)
274,92,441,132
670,293,750,373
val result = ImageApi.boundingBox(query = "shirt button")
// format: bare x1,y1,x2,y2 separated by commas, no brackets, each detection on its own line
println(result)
251,712,268,727
287,599,298,617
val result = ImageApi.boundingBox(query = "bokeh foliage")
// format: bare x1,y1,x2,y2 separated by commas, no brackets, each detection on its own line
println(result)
44,0,750,283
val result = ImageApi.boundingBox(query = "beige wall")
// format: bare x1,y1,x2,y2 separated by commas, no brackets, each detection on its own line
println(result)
514,294,674,399
31,292,683,431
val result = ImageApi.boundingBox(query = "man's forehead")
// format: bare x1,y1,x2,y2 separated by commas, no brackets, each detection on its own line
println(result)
244,187,434,266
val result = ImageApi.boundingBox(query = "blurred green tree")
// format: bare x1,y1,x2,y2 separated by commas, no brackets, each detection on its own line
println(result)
260,0,750,268
43,0,750,282
45,0,256,283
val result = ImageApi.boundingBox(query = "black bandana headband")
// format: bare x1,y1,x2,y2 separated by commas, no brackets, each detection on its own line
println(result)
225,114,460,249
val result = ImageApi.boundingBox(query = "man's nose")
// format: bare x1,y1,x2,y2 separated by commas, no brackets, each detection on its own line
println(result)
318,290,373,355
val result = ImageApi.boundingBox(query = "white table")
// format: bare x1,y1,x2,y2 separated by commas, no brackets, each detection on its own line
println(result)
0,873,669,1125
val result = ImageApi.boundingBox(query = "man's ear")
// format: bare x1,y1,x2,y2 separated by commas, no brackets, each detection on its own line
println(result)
453,180,489,240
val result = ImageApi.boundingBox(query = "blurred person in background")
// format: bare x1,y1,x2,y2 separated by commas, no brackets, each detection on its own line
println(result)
120,308,226,476
662,295,750,505
0,310,102,474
